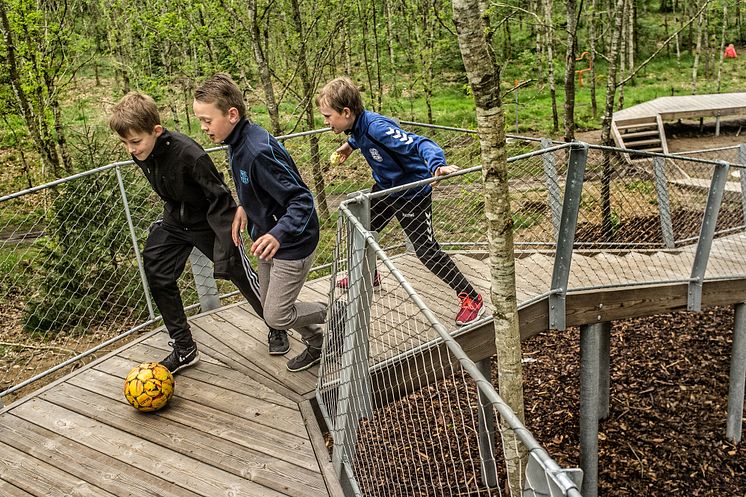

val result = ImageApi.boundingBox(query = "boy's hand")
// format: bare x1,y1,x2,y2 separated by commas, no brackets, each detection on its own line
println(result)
232,207,248,246
251,233,280,260
332,142,354,164
434,165,459,178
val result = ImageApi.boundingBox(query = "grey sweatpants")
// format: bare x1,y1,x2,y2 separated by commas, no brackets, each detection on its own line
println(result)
257,252,326,348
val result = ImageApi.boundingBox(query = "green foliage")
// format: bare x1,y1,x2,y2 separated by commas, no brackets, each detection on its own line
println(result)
21,172,152,334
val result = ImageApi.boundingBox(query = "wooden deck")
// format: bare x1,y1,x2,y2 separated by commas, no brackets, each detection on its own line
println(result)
2,232,746,495
610,92,746,159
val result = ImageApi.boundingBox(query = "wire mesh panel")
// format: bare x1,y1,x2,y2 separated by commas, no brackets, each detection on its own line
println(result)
317,200,581,497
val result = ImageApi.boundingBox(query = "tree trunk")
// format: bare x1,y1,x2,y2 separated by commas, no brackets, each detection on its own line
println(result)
716,3,726,93
247,0,282,134
0,0,61,178
601,0,627,241
452,0,526,493
691,2,704,94
563,0,579,141
589,0,598,118
289,0,329,219
544,0,559,133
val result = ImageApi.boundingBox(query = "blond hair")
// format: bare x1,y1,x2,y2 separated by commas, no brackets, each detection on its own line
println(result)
316,77,364,116
194,72,246,118
109,92,161,136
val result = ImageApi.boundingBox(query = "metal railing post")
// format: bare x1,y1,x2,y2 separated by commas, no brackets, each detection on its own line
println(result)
598,322,612,420
580,322,603,497
332,194,375,484
189,248,220,312
688,161,729,311
549,143,588,330
653,157,675,249
115,166,155,319
738,145,746,225
476,358,498,488
541,138,562,241
727,302,746,443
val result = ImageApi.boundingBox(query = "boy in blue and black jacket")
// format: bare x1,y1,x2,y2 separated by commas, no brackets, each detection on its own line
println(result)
193,73,327,372
317,77,485,326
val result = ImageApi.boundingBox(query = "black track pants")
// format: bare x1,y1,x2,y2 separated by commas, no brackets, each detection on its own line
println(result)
142,221,264,348
370,192,477,298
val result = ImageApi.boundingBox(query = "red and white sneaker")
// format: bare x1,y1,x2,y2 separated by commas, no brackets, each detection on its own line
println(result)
456,293,485,325
336,271,382,289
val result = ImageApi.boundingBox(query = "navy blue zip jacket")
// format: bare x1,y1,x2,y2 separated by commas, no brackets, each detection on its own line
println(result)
347,110,447,198
224,118,319,260
132,129,239,279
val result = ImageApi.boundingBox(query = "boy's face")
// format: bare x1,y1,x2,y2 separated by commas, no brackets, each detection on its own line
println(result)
119,126,163,161
193,99,239,143
319,102,355,135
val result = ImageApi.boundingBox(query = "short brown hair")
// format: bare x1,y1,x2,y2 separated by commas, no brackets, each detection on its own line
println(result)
109,92,161,136
316,77,364,117
194,72,246,118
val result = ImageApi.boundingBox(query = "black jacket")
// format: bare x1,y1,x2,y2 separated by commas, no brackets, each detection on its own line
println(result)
224,119,319,260
133,129,239,278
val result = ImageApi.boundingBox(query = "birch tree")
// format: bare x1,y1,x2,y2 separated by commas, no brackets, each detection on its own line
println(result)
452,0,526,491
544,0,559,132
563,0,580,141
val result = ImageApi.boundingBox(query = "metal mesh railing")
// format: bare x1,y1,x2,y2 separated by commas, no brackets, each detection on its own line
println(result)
315,140,746,496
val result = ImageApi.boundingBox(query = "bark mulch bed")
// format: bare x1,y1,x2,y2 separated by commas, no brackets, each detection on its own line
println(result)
351,306,745,496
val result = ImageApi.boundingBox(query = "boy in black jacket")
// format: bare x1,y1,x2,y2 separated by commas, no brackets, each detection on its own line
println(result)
109,92,289,374
193,73,327,372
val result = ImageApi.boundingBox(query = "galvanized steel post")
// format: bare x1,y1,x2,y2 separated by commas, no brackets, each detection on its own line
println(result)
727,303,746,443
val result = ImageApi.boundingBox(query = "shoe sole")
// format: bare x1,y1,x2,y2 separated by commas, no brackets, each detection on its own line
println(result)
169,352,200,375
269,345,291,355
286,356,321,372
455,305,487,326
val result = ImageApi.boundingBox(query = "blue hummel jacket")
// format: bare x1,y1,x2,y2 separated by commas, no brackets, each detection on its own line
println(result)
225,118,319,260
347,110,447,197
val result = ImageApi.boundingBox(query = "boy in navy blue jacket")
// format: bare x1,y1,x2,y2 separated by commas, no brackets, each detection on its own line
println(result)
317,77,485,325
193,73,327,372
109,91,287,375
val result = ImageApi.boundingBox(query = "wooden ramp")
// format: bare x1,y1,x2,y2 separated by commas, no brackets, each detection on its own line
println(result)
3,232,746,495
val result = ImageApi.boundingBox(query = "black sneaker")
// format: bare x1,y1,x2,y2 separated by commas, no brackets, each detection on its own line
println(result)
268,329,290,355
286,345,322,372
160,342,199,375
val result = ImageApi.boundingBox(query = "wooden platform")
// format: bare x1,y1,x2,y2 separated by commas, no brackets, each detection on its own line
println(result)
2,232,746,495
611,92,746,160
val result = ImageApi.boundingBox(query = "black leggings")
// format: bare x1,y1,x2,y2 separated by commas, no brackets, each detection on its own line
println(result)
370,191,478,299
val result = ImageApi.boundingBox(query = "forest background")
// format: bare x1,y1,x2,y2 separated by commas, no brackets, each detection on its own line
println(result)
1,0,745,195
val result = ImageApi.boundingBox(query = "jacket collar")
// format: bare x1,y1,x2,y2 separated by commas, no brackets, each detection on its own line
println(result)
224,118,250,147
347,110,366,137
150,129,172,158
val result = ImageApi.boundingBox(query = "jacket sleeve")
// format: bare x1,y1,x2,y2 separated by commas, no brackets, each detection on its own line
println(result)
367,119,446,175
253,149,316,246
190,154,239,279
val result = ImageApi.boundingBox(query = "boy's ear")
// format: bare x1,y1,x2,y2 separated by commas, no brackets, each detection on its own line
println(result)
228,107,240,124
154,124,164,137
343,107,353,119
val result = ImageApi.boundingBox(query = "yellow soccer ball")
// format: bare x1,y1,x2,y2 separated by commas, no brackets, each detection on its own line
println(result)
329,151,342,167
123,362,174,412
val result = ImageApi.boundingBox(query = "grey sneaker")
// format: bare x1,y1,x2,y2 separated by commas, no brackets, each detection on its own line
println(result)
268,329,290,355
161,342,199,375
286,345,322,372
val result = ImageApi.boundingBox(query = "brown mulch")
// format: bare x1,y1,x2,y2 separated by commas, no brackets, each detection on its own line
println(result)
351,307,746,496
523,306,746,496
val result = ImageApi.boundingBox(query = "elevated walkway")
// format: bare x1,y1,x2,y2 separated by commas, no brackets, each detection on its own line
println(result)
611,92,746,162
3,231,746,495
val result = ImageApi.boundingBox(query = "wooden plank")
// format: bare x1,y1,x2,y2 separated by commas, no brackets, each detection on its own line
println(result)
68,364,305,436
0,441,117,497
0,414,198,497
298,400,346,497
90,362,320,474
0,480,33,497
104,349,298,409
30,387,319,497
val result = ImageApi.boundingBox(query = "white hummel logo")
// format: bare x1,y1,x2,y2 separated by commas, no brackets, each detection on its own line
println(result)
385,127,414,144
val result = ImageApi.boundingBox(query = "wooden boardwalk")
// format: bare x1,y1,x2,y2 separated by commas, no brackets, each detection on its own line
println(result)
2,232,746,496
610,92,746,158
